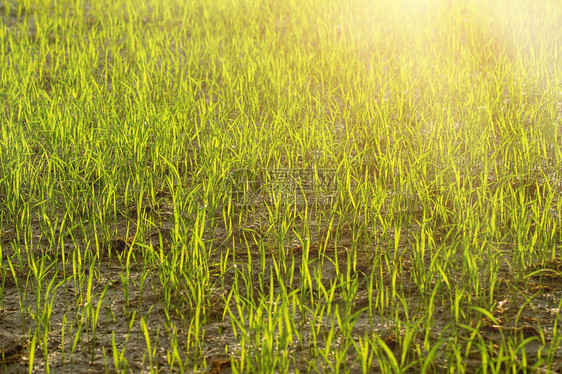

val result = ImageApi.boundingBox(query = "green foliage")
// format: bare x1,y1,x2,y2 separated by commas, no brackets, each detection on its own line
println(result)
0,0,560,372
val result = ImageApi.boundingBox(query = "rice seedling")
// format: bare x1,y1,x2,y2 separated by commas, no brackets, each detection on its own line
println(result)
0,0,561,372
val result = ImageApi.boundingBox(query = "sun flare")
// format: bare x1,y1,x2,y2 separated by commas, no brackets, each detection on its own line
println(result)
0,0,560,372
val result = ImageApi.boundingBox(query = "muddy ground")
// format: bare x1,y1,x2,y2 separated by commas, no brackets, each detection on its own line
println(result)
1,192,562,373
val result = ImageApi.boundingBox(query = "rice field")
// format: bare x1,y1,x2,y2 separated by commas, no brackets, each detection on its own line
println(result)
0,0,561,372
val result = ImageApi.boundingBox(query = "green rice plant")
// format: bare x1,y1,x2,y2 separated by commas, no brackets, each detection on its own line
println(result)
111,331,130,373
140,316,155,373
27,330,37,374
88,286,108,363
165,324,184,372
0,0,560,371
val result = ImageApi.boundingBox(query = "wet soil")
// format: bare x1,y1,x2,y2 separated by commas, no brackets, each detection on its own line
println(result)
1,197,562,373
